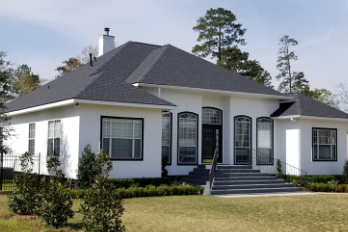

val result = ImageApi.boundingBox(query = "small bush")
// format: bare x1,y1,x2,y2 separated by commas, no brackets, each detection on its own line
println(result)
307,183,348,193
80,150,125,232
276,160,282,178
69,184,204,199
41,156,74,229
285,175,340,187
9,152,41,215
342,160,348,184
77,144,98,189
108,176,184,188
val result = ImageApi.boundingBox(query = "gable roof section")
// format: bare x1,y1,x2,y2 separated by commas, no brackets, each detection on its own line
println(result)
6,42,174,113
271,92,348,120
125,44,284,97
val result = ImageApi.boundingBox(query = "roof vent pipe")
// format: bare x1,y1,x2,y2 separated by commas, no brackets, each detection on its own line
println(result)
89,53,93,67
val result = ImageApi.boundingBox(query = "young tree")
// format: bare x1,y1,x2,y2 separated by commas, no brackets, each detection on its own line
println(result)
80,150,125,232
76,45,98,64
192,8,246,62
41,156,74,229
309,88,339,108
77,144,97,189
276,35,308,93
9,152,41,215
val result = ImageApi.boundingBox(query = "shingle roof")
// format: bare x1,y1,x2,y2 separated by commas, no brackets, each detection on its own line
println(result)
271,92,348,120
6,42,175,112
6,41,288,113
125,44,284,97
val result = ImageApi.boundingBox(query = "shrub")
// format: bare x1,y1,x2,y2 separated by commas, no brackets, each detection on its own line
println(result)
9,152,41,215
77,144,97,189
307,183,348,193
80,150,125,232
276,160,282,178
162,157,168,177
342,160,348,184
285,175,339,187
41,156,74,229
69,185,204,199
108,176,184,188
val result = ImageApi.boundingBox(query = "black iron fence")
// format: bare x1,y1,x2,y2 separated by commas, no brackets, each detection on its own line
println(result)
0,153,41,191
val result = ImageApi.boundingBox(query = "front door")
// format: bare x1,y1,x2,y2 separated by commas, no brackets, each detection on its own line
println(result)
202,125,222,163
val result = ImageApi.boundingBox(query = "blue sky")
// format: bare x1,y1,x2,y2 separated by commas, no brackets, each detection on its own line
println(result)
0,0,347,93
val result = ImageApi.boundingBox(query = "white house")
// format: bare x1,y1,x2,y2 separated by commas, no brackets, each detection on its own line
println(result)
5,29,348,183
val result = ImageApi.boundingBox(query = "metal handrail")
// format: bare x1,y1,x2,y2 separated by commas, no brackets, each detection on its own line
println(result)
209,148,218,191
250,148,307,176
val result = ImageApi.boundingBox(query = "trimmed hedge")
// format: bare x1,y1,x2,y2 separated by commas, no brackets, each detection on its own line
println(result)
307,183,348,193
108,177,184,188
284,175,340,187
68,185,204,199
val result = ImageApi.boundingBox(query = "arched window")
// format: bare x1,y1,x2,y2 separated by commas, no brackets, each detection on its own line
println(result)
234,116,252,164
178,112,198,165
257,117,273,165
202,107,222,125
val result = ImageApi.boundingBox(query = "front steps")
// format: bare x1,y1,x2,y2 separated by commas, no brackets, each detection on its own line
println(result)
186,165,302,195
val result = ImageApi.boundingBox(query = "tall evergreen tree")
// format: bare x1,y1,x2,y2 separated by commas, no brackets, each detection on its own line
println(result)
55,58,82,77
192,8,246,62
218,46,273,88
276,35,308,93
13,64,41,96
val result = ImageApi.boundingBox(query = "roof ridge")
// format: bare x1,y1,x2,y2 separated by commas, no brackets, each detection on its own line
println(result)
131,41,162,47
133,44,170,83
89,41,132,77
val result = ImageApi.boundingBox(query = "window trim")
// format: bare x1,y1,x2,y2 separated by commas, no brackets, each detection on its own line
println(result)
177,111,199,166
100,116,145,161
202,107,223,125
28,123,35,155
162,112,172,165
47,120,61,157
256,117,274,165
234,115,252,165
312,127,338,162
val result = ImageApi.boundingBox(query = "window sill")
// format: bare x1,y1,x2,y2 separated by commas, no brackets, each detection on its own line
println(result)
312,159,337,162
110,158,144,161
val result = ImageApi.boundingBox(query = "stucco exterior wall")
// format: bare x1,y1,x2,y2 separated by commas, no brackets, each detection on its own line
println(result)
6,105,80,179
299,119,348,175
78,104,162,179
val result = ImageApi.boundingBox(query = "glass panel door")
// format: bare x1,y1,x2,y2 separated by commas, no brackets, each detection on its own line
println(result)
234,116,251,164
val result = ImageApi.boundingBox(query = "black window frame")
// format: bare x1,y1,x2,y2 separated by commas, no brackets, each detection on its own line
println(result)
234,115,252,165
256,117,274,165
177,111,199,166
100,116,144,161
312,127,338,162
162,112,172,165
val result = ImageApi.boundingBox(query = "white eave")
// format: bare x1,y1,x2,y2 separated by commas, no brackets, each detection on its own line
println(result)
7,99,175,116
134,83,293,100
272,115,348,122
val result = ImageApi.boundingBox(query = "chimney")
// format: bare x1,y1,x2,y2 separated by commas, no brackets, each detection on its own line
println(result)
98,27,115,57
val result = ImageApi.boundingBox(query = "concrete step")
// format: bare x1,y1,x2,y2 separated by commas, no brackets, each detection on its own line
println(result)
217,165,252,170
215,172,267,177
214,176,277,181
213,179,285,186
211,187,303,195
215,169,261,173
212,183,294,190
193,168,210,173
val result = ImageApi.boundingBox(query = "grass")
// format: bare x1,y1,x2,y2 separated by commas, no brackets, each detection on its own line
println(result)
1,194,348,231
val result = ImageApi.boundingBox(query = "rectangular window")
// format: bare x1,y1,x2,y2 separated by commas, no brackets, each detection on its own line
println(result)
162,113,172,165
312,128,337,161
47,120,61,157
28,123,35,155
101,117,143,160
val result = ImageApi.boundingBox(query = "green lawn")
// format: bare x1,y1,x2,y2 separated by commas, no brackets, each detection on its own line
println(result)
1,194,348,232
